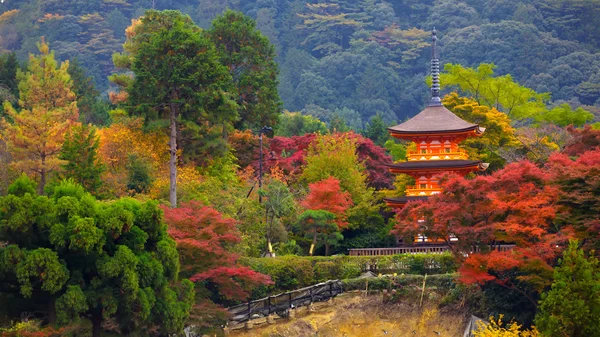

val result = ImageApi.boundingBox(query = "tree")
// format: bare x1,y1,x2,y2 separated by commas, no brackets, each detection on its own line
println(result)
0,178,194,337
442,92,520,170
96,115,168,198
297,3,363,55
534,103,594,127
0,52,19,106
535,241,600,337
438,63,549,120
549,149,600,250
275,111,328,137
301,176,353,229
393,160,570,305
207,10,282,130
302,133,370,204
129,10,236,207
59,124,105,193
298,210,341,256
67,58,110,125
161,201,271,308
260,179,297,256
1,39,79,193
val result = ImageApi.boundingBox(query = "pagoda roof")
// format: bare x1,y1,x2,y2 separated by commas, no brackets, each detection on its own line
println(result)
388,159,486,170
388,105,483,135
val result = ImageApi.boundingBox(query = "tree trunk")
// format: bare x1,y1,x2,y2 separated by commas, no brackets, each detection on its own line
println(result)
39,154,46,194
325,242,330,256
91,314,102,337
169,105,178,208
47,296,56,325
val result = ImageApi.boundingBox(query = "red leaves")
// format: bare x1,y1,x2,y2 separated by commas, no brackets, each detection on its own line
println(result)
162,202,271,301
393,159,570,290
301,176,353,229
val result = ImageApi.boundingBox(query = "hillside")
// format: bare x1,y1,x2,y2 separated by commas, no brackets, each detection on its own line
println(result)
1,0,600,126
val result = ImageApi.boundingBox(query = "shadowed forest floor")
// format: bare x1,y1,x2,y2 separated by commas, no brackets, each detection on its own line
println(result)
228,293,468,337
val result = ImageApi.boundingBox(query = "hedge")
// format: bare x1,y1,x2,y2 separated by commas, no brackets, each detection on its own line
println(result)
242,253,457,295
341,273,457,292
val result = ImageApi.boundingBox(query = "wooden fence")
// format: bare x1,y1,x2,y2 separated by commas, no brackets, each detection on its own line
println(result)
227,280,343,324
349,245,515,256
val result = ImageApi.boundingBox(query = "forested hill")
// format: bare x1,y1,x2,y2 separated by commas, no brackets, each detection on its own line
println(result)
1,0,600,125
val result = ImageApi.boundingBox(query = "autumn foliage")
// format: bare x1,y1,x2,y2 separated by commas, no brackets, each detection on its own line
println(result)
162,202,271,301
392,160,574,298
301,176,353,229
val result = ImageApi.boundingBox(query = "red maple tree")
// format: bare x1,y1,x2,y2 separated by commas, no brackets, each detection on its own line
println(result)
549,148,600,250
162,202,271,301
301,176,353,229
392,160,573,304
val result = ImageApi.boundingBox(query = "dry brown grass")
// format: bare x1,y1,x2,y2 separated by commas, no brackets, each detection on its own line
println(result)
229,292,468,337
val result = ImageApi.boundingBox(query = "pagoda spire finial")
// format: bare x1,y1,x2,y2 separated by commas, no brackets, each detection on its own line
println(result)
429,27,442,106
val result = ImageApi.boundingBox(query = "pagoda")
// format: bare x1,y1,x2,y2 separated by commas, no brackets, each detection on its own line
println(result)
384,29,488,209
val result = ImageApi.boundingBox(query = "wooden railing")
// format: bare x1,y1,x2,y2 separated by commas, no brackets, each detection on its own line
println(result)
227,280,343,324
349,245,515,256
407,149,469,161
349,246,450,256
405,186,442,196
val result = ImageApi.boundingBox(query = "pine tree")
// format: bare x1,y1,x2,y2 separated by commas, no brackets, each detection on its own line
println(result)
535,241,600,337
208,10,282,130
1,39,79,193
59,124,105,193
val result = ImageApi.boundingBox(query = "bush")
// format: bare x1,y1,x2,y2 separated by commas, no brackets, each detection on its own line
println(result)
243,253,457,294
341,274,457,292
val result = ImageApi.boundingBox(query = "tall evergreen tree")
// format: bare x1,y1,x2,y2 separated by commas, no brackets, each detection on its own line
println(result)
67,58,110,125
207,10,282,130
129,10,236,207
535,241,600,337
59,124,105,193
0,52,19,107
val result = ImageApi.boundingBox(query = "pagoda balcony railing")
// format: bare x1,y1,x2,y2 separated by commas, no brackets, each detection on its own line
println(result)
405,186,442,196
407,149,469,161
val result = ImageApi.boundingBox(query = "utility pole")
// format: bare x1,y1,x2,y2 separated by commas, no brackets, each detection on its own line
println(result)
257,126,272,204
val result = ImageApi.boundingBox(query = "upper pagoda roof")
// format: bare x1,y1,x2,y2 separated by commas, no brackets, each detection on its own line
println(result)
388,105,482,134
389,28,485,136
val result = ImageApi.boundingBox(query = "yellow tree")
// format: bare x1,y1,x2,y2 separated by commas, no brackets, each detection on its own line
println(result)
443,92,520,170
1,39,78,193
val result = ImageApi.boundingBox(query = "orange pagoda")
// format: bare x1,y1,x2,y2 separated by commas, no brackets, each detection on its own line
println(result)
384,29,488,209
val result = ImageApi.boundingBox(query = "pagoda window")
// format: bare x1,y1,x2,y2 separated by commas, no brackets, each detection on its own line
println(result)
444,148,451,153
421,149,427,154
420,183,427,189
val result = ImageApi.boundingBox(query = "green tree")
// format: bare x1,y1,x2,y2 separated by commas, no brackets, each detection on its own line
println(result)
59,124,105,193
207,10,282,130
535,103,594,127
302,133,370,204
0,52,19,106
438,63,549,120
0,178,194,337
128,10,236,207
363,113,390,147
275,111,328,136
67,58,110,125
260,180,297,256
535,241,600,337
298,209,341,256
